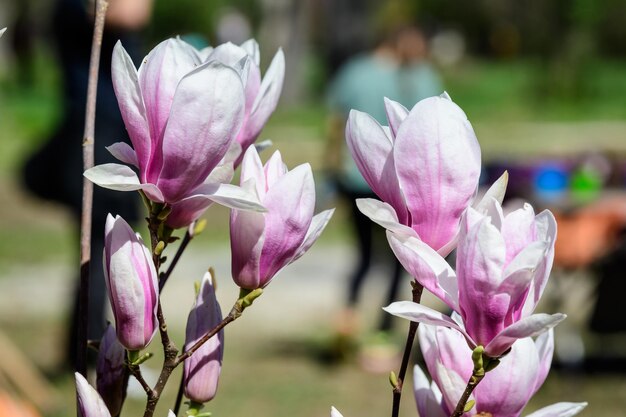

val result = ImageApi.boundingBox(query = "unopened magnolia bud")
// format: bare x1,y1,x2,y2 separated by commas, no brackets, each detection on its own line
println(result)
76,372,112,417
96,325,127,416
183,271,224,403
104,214,159,350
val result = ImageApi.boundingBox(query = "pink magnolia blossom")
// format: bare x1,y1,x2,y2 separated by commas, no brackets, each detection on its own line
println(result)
413,324,586,417
183,271,224,404
385,199,565,357
346,93,482,256
104,214,158,351
163,39,285,228
84,38,263,219
75,372,112,417
96,325,127,416
230,147,334,289
196,39,285,166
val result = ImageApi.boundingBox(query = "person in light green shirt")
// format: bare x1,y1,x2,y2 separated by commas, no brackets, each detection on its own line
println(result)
326,26,442,351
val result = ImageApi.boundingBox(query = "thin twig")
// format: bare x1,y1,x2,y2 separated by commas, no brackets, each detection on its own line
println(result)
77,0,109,378
391,281,423,417
450,372,484,417
160,229,192,291
176,304,240,364
128,364,154,397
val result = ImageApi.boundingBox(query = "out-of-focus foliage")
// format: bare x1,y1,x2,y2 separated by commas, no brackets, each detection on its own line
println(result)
411,0,626,57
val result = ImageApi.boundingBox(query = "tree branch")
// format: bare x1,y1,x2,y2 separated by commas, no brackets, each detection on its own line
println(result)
159,228,192,291
77,0,108,378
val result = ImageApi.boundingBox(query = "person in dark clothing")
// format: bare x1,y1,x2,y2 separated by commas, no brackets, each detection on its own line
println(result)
22,0,152,369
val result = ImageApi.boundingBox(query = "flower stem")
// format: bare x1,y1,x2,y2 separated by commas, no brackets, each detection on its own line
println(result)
391,280,423,417
450,371,484,417
160,228,193,291
450,346,496,417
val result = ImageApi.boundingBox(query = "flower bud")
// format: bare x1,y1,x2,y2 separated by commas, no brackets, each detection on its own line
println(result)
96,325,127,416
75,372,112,417
104,214,159,351
230,147,334,289
183,271,224,403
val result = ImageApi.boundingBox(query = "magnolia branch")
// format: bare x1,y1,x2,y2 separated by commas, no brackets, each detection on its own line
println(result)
127,364,154,397
160,227,193,291
77,0,108,379
176,288,261,364
450,346,496,417
450,372,484,417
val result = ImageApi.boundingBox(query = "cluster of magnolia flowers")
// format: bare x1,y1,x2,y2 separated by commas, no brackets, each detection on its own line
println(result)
331,95,588,416
76,37,334,417
1,25,586,416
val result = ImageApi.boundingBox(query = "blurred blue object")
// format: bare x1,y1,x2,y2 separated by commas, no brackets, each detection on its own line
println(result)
534,163,569,204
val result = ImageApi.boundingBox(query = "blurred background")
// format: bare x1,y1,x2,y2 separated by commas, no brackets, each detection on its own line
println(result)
1,0,626,416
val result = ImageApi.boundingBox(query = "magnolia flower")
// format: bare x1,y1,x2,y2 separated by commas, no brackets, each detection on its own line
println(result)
84,38,263,217
0,28,6,38
197,39,285,166
96,325,127,416
413,324,587,417
346,93,482,256
385,199,565,357
183,271,224,404
76,372,112,417
230,147,334,289
104,214,158,351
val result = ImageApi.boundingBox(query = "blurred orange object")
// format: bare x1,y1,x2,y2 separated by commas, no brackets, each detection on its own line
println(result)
0,391,41,417
553,194,626,269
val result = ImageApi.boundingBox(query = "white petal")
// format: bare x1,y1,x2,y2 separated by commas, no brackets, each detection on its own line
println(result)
413,366,447,417
191,181,265,212
206,162,235,185
525,402,588,417
291,209,335,262
240,39,260,66
475,171,508,212
106,142,139,167
84,163,164,202
383,302,472,345
356,198,415,236
485,313,567,357
198,46,214,62
330,407,344,417
383,97,409,138
503,240,548,278
251,48,285,115
387,232,459,310
435,361,471,414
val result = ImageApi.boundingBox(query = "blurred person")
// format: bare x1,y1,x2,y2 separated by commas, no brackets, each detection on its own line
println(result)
21,0,153,370
325,25,442,371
